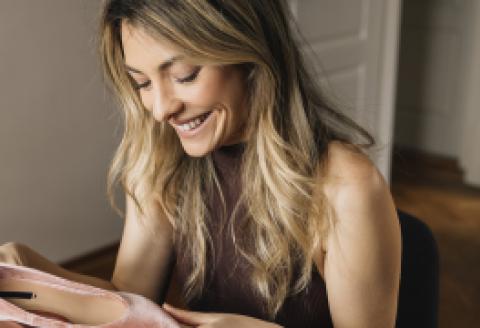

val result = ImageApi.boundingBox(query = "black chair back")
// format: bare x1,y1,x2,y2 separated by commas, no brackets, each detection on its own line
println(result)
396,210,439,328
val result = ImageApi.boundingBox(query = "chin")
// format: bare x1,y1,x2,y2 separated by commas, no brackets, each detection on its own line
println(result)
180,140,215,157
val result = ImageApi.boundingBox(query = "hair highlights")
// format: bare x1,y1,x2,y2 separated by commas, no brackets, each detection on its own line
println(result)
99,0,374,318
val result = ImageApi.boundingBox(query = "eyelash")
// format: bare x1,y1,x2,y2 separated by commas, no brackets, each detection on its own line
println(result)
133,68,201,90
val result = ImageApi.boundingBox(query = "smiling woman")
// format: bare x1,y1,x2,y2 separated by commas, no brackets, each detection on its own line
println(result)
0,1,400,328
119,22,250,156
96,1,401,328
0,0,401,328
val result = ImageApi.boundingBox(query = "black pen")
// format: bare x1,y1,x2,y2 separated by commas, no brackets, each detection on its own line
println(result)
0,291,37,299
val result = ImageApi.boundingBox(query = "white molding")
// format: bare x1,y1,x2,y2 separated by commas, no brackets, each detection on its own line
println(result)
459,0,480,186
374,0,402,183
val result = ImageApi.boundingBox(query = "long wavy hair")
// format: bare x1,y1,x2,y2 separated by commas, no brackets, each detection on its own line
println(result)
99,0,374,318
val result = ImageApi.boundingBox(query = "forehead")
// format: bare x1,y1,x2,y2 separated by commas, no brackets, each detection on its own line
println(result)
120,22,180,70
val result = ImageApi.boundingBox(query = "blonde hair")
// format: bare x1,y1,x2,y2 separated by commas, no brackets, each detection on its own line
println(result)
99,0,374,318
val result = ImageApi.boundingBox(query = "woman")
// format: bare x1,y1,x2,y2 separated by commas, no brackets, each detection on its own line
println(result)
0,1,401,327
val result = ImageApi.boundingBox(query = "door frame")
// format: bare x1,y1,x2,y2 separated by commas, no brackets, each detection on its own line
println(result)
459,0,480,186
375,0,402,182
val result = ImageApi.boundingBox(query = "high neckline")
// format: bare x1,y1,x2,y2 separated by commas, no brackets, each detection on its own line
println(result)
214,142,246,155
212,142,246,177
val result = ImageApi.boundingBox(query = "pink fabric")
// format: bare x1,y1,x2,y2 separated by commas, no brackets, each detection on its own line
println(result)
1,310,70,327
0,264,180,327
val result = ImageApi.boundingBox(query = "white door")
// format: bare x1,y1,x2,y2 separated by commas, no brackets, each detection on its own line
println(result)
289,0,402,182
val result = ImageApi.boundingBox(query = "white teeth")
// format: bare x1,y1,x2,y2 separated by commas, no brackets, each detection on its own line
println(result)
179,114,207,132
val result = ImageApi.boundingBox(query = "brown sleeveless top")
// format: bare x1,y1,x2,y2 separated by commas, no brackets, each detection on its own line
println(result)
173,143,333,328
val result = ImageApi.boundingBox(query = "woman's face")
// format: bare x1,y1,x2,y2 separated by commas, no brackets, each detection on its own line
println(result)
121,22,250,157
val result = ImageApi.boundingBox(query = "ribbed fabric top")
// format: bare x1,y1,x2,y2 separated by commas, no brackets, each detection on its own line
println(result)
173,143,333,328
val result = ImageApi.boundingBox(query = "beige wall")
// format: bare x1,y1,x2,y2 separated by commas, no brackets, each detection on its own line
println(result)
0,1,123,262
394,0,480,186
394,0,468,157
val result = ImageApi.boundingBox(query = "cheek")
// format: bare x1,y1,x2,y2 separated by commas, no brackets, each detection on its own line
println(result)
182,70,234,107
184,84,224,108
135,91,152,111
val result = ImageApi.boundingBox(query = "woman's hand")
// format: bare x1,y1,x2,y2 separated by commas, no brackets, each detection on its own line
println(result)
0,242,118,291
162,303,282,328
0,242,28,266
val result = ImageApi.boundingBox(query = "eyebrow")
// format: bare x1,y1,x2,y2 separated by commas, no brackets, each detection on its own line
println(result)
124,55,184,74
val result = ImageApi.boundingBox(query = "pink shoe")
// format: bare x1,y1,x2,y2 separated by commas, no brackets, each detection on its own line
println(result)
0,264,180,327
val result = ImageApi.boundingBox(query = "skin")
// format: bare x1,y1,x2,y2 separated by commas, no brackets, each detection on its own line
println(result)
0,21,401,328
121,23,401,327
121,22,250,157
161,142,402,328
121,22,279,328
314,142,401,327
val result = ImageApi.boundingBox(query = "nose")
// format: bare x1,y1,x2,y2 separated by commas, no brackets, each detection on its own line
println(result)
151,81,181,122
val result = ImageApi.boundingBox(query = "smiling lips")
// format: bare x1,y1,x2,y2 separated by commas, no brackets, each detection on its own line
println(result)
172,111,212,132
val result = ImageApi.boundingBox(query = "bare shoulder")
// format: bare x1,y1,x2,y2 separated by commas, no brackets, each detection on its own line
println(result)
313,140,399,246
322,141,381,186
319,141,388,211
313,141,401,327
311,141,390,258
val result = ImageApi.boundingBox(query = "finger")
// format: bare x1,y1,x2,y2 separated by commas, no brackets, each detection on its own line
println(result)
162,303,216,326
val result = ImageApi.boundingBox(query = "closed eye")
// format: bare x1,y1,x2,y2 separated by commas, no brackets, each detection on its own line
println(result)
127,74,151,90
130,67,201,90
175,67,201,84
133,80,151,90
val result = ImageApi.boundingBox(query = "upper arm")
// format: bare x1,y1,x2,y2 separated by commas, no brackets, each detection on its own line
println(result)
112,192,175,303
317,143,401,327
